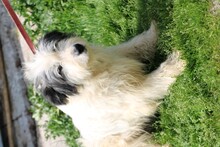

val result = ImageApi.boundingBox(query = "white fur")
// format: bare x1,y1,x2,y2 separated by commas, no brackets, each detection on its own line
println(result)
25,22,185,147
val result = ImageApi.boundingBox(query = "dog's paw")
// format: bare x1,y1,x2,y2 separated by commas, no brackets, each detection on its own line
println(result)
159,51,186,77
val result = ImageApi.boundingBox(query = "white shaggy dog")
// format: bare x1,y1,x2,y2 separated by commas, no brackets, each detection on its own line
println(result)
25,22,185,147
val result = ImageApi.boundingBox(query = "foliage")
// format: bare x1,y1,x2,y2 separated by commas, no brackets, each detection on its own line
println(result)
13,0,220,146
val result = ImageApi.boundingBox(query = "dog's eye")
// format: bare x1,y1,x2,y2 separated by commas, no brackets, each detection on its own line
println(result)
73,44,86,55
57,65,63,76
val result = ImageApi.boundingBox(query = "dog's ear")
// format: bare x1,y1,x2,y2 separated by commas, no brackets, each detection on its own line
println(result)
42,83,78,105
38,31,76,52
43,87,68,105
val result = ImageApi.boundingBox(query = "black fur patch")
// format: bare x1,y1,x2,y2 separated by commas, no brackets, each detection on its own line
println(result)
40,31,76,52
43,31,72,43
43,87,68,105
42,82,78,105
36,65,79,106
143,112,160,133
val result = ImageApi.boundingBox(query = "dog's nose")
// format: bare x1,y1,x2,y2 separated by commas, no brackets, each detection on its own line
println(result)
74,44,86,55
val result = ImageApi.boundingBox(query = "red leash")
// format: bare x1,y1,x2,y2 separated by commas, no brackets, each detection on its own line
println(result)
2,0,36,54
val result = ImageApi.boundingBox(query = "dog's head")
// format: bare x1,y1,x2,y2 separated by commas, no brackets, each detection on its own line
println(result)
25,31,92,105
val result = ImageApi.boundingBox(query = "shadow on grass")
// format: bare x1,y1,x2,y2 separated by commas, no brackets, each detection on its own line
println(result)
137,0,173,32
137,0,174,71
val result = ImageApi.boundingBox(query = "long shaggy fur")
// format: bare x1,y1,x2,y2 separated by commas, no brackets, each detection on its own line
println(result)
24,21,185,147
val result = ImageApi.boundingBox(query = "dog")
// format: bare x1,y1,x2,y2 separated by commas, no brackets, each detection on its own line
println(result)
24,21,185,147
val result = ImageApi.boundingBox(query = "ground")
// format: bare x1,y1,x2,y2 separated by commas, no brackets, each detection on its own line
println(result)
12,0,220,147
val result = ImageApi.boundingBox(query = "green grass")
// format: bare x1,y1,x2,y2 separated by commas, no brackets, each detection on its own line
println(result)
13,0,220,146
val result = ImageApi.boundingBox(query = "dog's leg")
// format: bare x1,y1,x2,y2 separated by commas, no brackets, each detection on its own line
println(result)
143,51,185,100
109,21,158,62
